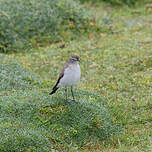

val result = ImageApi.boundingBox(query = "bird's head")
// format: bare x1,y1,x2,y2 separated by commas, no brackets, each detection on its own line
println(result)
68,55,80,64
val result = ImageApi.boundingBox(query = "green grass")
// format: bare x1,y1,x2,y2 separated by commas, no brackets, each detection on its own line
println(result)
0,58,41,91
0,67,120,151
1,1,152,151
0,0,91,52
80,0,140,6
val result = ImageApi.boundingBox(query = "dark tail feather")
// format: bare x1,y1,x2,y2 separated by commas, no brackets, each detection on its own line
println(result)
49,87,59,95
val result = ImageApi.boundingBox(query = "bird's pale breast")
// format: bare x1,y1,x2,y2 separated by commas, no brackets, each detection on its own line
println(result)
58,64,81,87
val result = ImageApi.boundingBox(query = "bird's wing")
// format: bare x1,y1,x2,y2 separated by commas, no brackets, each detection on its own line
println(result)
52,64,68,89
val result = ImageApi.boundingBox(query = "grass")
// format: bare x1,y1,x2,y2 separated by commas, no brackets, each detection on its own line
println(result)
0,63,120,151
0,0,91,52
1,1,152,151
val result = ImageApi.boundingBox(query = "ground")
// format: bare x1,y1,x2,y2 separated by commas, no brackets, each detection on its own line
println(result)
0,2,152,152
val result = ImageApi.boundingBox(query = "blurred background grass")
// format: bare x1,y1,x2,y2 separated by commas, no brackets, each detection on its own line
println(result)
0,0,146,52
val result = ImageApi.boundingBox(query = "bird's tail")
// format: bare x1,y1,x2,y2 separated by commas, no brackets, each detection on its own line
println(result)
49,86,59,95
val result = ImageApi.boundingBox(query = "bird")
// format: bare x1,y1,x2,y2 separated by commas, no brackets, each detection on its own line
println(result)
49,55,81,103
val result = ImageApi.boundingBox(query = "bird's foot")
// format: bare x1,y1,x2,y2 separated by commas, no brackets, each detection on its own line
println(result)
65,100,70,104
71,99,79,103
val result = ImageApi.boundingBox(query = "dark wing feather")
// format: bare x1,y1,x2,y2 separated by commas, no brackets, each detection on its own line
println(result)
49,64,68,95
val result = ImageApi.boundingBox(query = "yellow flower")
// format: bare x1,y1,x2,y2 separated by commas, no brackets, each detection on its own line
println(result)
90,22,94,26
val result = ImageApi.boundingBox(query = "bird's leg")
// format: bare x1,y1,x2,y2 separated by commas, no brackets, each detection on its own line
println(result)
65,87,68,104
71,86,75,102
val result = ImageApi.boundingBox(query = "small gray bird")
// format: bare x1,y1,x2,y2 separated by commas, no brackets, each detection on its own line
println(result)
49,55,81,103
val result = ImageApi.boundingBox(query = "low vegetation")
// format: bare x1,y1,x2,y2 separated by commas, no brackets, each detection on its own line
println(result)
0,0,91,52
80,0,141,5
0,0,152,151
0,54,121,151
